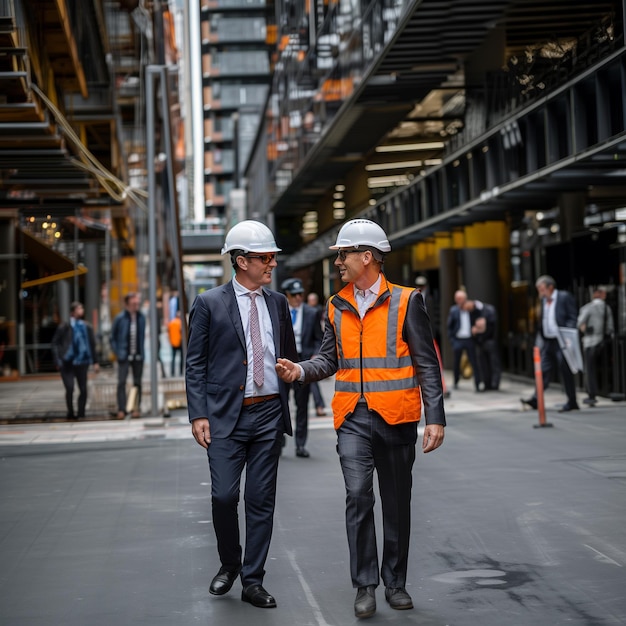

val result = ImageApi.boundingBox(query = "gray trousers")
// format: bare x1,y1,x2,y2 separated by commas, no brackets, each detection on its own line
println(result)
336,402,417,589
117,358,144,413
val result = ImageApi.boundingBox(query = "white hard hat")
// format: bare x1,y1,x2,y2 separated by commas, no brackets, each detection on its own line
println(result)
329,219,391,253
221,220,282,255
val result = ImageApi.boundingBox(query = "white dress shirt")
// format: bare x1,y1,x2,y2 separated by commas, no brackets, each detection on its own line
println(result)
354,274,381,319
542,290,559,338
232,277,279,396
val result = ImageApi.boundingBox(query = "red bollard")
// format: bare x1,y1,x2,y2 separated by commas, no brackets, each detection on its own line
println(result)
532,345,553,428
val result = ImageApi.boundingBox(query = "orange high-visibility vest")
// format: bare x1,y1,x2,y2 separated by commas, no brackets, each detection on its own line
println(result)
328,279,422,429
168,316,182,348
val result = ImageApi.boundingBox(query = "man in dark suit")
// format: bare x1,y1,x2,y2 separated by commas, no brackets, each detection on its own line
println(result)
186,220,298,609
51,301,99,419
281,278,323,457
465,299,501,390
110,292,146,418
446,289,483,391
521,275,580,412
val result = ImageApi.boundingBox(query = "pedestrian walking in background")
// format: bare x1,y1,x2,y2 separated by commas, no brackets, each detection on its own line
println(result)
306,291,327,415
168,310,183,377
465,298,501,391
276,218,445,619
577,286,615,406
281,278,323,457
415,275,440,345
51,301,99,419
185,221,298,609
447,289,483,391
110,292,146,418
521,275,580,412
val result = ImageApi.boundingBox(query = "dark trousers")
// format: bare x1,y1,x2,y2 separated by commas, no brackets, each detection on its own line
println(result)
539,337,578,407
452,337,481,389
170,345,182,377
116,358,143,413
584,344,602,400
336,402,417,589
207,398,283,587
59,362,89,418
310,380,325,409
292,381,311,449
476,339,501,390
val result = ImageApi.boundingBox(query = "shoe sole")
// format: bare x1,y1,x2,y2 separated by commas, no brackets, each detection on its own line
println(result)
354,608,376,619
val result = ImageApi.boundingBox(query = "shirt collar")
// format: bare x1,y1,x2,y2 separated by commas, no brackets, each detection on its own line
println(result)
233,276,263,297
354,274,382,299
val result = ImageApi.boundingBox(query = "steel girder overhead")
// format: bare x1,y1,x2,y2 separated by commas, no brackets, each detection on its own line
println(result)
269,0,622,262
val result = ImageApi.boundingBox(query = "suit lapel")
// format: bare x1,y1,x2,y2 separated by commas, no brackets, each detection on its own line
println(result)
221,282,246,350
263,288,281,356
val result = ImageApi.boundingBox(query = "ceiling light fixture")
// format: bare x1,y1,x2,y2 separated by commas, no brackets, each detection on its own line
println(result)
365,160,423,171
375,142,445,153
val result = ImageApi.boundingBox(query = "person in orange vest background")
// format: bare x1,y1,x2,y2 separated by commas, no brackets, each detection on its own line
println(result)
168,310,183,377
276,218,445,619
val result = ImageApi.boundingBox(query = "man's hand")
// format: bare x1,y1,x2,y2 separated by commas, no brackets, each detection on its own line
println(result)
191,418,211,449
276,358,301,383
422,424,444,453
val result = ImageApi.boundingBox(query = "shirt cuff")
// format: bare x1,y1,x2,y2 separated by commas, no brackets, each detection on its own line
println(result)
297,364,305,382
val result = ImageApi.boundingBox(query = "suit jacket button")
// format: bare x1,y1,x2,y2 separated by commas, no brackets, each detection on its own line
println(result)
239,385,244,391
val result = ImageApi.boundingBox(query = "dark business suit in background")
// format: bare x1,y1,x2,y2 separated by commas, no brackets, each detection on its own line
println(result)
291,300,323,455
522,275,579,412
186,279,298,595
446,290,483,390
537,288,579,409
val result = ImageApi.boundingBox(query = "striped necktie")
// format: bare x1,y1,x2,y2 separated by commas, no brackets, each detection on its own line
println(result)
248,293,264,387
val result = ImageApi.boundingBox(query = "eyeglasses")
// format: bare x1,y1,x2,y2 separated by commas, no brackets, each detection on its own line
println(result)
246,253,277,265
336,249,361,262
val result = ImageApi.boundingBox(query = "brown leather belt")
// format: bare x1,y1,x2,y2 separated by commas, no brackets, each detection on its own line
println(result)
242,393,280,407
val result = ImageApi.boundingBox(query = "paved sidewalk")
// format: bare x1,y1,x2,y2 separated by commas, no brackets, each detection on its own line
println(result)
0,371,621,445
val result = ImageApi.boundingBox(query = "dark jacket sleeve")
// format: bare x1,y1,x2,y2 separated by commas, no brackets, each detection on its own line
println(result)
300,312,339,382
51,323,70,367
404,291,446,426
561,291,578,328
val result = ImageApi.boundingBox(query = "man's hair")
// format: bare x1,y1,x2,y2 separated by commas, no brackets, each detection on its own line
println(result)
70,301,83,313
229,249,246,269
535,275,556,289
124,292,137,304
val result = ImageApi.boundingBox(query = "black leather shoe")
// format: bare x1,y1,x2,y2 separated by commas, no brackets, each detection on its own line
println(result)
354,585,376,618
385,587,413,610
520,397,538,410
209,566,240,596
241,584,276,608
558,404,580,413
295,447,310,458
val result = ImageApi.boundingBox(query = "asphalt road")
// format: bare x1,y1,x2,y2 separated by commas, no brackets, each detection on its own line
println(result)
1,395,625,625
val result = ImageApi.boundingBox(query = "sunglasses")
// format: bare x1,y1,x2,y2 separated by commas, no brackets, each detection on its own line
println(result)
336,249,362,262
246,253,277,265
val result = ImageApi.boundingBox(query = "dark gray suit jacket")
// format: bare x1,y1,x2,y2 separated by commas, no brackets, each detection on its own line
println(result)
185,280,298,438
298,303,323,359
